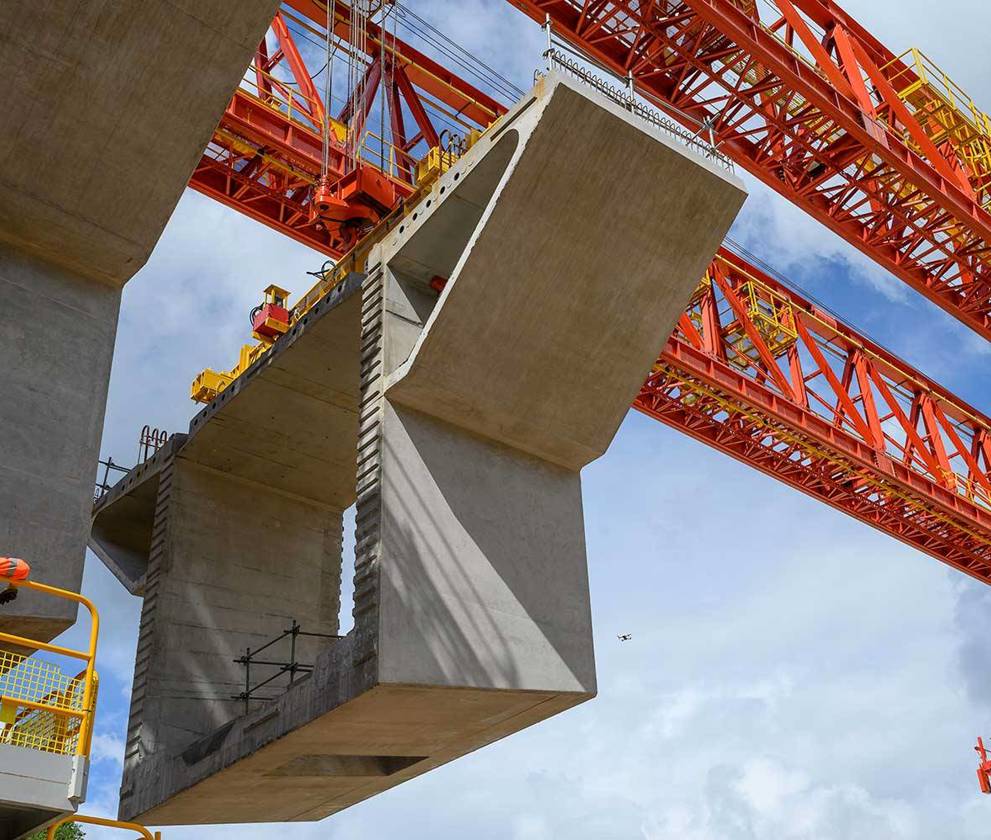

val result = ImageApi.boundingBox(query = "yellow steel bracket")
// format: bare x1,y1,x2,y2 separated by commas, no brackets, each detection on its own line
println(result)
191,342,271,404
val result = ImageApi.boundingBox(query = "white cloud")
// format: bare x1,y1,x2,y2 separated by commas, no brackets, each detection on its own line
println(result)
735,757,809,816
89,732,125,767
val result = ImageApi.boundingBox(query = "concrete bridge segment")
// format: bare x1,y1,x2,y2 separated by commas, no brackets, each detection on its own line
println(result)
90,72,746,824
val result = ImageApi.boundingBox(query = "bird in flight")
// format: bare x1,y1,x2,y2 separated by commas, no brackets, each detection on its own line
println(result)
617,633,632,642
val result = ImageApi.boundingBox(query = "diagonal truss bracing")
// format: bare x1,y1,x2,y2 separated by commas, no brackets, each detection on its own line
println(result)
510,0,991,340
642,247,991,581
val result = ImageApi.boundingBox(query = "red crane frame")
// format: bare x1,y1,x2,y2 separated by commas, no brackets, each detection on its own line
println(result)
511,0,991,340
644,247,991,583
189,2,506,257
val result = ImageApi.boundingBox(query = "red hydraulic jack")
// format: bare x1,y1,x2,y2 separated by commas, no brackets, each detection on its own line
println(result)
311,165,398,252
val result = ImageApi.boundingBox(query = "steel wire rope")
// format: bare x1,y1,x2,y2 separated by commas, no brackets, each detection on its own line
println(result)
323,0,337,182
282,10,504,138
391,0,523,100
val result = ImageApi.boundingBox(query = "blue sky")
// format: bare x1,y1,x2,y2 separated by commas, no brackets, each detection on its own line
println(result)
58,1,991,837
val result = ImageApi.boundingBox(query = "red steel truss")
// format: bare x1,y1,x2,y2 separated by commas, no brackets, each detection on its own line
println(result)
186,3,991,579
641,246,991,582
510,0,991,340
189,1,506,257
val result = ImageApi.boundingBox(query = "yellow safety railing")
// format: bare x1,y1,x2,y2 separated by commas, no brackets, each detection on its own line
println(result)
733,278,799,357
733,13,991,209
0,579,99,759
238,62,426,187
46,814,160,840
239,62,347,142
881,48,991,203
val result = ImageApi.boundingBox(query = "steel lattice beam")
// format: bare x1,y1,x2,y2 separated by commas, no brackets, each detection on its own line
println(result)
641,248,991,582
189,2,507,257
509,0,991,340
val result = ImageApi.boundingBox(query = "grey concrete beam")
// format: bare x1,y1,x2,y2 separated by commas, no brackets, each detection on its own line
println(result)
0,244,120,639
386,75,745,470
0,0,280,285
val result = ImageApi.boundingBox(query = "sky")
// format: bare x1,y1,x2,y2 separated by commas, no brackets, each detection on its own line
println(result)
54,1,991,838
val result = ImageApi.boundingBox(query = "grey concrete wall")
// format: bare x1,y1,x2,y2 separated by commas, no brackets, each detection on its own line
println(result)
378,402,595,693
0,0,280,285
0,244,120,638
124,457,344,770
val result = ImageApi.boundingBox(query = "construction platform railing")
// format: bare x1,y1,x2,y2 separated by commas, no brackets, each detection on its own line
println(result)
94,457,131,502
539,20,733,172
0,576,99,761
46,814,161,840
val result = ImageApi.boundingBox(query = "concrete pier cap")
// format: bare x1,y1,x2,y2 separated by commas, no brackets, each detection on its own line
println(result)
91,70,746,824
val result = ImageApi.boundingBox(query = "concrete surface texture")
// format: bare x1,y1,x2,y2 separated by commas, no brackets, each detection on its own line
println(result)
0,0,280,284
0,244,121,640
387,76,746,470
91,72,745,825
0,746,86,840
121,459,344,768
0,0,279,645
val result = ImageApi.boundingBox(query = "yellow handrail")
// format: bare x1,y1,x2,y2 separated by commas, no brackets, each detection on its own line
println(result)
46,814,161,840
0,578,99,757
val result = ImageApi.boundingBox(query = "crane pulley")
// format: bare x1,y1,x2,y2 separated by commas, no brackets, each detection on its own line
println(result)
307,0,400,249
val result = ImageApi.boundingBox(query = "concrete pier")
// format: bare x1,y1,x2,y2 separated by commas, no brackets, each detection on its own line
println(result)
91,72,746,824
0,246,121,641
0,4,279,837
0,0,279,642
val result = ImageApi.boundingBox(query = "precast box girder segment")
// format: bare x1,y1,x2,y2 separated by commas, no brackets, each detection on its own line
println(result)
91,73,745,824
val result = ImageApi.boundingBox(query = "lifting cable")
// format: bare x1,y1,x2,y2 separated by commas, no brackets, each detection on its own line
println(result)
322,0,336,185
391,0,523,102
